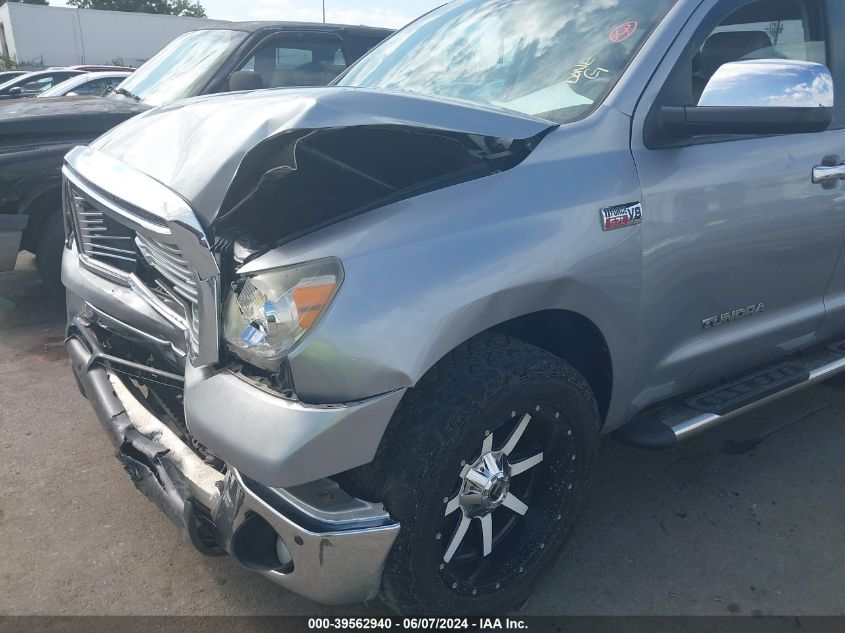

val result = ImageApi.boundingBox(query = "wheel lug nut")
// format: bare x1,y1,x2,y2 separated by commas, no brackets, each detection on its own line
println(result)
535,405,540,411
556,514,561,521
555,412,560,419
435,533,442,541
567,483,572,490
518,566,524,573
443,497,449,504
567,430,572,436
540,543,545,549
472,589,477,596
571,454,576,461
485,430,490,436
452,582,458,589
439,563,445,570
511,411,516,417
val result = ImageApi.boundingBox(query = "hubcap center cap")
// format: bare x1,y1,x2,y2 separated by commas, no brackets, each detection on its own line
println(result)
483,473,509,509
460,451,511,515
442,413,544,564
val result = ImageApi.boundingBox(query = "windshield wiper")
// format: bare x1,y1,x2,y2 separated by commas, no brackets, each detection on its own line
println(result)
113,87,141,102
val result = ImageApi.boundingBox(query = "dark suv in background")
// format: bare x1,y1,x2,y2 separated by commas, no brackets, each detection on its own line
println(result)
0,21,392,295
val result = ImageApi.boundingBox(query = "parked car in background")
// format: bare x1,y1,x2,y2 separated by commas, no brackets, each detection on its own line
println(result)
64,65,137,72
38,71,132,98
0,21,393,297
59,0,845,616
0,69,84,100
0,71,26,84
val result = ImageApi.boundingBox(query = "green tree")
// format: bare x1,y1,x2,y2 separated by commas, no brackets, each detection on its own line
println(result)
65,0,206,17
0,1,51,6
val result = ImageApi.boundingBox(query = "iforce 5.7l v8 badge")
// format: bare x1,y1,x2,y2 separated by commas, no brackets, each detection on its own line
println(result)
600,202,643,231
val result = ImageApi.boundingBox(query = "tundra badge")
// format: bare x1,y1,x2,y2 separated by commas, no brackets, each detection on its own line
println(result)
702,303,766,329
600,202,643,231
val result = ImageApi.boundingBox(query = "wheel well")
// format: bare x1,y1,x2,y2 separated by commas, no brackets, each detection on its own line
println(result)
490,310,613,423
20,187,62,253
335,311,613,501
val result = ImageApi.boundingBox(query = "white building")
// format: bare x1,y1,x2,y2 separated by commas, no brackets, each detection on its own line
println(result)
0,2,224,69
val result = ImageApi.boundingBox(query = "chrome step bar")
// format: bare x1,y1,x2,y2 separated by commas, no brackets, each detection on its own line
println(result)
616,342,845,448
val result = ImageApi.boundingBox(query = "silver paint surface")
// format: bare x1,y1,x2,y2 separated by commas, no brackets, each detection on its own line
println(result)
71,0,845,440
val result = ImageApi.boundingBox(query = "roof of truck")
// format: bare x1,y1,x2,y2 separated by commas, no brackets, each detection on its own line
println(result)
203,21,395,36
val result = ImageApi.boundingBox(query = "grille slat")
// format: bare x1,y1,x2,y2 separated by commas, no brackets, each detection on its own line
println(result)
87,251,137,263
70,191,137,273
136,233,199,304
87,243,138,255
139,241,193,276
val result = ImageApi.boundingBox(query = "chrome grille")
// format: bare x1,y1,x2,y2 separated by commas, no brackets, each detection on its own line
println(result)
135,233,199,304
69,188,136,272
63,146,220,367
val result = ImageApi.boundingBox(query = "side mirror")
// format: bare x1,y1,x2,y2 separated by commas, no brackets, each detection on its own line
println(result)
659,59,834,138
228,70,264,92
7,86,22,97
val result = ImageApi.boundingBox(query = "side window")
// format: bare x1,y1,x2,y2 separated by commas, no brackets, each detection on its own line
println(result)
22,76,54,95
693,0,826,102
342,36,383,63
235,37,348,89
73,79,106,96
276,48,313,68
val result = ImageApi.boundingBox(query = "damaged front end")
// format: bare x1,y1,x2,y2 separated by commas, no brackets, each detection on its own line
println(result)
62,141,403,604
67,327,399,604
62,86,553,604
215,123,547,254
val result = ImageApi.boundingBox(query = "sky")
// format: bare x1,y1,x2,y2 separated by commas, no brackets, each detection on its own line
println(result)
50,0,447,29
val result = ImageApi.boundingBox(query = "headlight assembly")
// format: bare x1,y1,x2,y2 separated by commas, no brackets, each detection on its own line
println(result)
223,258,343,371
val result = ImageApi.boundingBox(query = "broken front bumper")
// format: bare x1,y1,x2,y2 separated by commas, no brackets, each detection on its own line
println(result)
63,245,406,488
66,332,400,605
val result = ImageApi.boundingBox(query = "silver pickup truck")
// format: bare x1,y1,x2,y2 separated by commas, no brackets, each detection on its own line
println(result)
61,0,845,615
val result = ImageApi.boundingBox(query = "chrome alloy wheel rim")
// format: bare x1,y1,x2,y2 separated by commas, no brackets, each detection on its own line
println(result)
443,413,544,563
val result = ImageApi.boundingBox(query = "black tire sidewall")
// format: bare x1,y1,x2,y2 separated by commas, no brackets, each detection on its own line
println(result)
379,341,599,614
35,211,65,301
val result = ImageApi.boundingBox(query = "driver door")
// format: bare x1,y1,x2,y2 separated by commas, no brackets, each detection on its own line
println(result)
628,0,845,411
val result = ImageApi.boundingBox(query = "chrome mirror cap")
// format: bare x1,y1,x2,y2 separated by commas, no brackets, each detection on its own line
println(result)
699,59,834,108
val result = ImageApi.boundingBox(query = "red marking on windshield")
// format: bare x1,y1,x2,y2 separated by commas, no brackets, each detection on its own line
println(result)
610,20,638,43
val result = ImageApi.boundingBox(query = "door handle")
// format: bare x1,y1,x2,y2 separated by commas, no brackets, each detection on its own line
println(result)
813,155,845,184
813,164,845,184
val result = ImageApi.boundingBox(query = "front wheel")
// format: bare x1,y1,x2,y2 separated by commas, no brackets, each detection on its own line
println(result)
347,333,601,615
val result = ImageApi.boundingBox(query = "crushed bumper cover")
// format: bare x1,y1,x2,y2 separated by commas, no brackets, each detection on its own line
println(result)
66,334,401,605
62,244,406,488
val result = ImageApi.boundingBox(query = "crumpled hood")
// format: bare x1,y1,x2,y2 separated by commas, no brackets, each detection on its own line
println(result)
0,95,148,140
90,87,554,226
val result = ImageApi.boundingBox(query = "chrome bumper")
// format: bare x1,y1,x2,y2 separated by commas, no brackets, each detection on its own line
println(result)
67,333,400,605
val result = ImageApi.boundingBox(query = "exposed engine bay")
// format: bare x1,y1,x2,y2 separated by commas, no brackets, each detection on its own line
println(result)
214,124,548,254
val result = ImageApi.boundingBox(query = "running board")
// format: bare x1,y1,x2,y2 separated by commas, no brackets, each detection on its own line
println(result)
615,341,845,448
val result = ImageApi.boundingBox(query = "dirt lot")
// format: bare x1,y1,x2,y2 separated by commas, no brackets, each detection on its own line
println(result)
0,252,843,616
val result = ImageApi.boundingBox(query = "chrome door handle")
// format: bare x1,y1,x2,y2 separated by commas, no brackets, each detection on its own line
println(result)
813,162,845,184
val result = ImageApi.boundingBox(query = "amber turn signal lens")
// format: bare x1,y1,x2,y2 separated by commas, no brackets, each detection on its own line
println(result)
293,281,337,329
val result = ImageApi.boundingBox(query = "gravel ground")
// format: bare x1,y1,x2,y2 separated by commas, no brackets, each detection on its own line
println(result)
1,253,843,616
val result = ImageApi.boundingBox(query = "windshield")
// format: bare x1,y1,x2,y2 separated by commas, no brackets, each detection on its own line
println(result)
111,29,247,107
339,0,676,123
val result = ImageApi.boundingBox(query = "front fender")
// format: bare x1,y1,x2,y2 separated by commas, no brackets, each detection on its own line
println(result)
238,107,644,430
